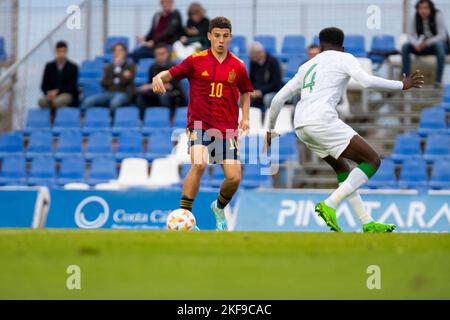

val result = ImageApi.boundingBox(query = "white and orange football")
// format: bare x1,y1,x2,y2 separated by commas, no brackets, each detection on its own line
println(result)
166,209,197,231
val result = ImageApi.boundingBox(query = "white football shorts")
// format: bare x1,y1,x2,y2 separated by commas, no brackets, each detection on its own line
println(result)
295,119,358,159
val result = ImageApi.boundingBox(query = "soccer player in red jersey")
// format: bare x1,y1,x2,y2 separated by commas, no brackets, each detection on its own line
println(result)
152,17,254,230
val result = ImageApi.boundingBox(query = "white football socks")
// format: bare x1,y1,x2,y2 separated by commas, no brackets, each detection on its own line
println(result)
346,190,373,225
325,167,369,209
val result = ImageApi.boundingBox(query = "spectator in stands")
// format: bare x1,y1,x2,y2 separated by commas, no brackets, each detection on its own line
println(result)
82,42,135,112
401,0,450,88
136,44,185,118
173,2,210,60
130,0,183,63
248,42,282,112
39,41,79,109
307,44,320,60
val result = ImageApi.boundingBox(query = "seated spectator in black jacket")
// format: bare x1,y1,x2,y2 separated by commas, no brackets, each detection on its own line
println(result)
136,44,185,118
249,42,282,112
173,2,210,60
130,0,183,63
82,42,136,112
39,41,79,109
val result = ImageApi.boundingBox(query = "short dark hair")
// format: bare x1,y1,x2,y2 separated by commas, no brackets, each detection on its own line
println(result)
208,16,232,32
112,42,127,52
308,44,319,50
154,43,169,51
56,41,68,49
319,27,345,46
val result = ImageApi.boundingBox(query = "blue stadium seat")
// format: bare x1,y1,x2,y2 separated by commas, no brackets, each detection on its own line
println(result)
53,107,81,134
254,35,277,55
398,158,428,189
105,36,129,55
88,156,117,185
57,155,86,185
368,35,397,64
443,85,450,103
312,36,320,46
418,107,446,136
26,131,53,159
173,107,188,128
230,35,247,56
85,131,113,160
365,158,397,189
27,155,56,187
284,56,305,82
142,107,171,134
344,35,366,57
391,132,421,162
24,109,51,134
0,155,27,186
241,164,272,188
0,37,6,61
135,58,155,85
146,131,174,161
273,132,298,163
79,60,103,84
115,131,144,160
423,133,450,162
429,159,450,189
280,35,306,62
55,130,83,160
112,106,140,135
0,132,23,158
83,107,111,134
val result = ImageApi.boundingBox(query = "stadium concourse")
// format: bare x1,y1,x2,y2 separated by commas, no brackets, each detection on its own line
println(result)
0,32,449,191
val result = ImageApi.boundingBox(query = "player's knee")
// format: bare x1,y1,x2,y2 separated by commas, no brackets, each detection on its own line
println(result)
225,172,241,186
365,154,381,171
191,162,207,175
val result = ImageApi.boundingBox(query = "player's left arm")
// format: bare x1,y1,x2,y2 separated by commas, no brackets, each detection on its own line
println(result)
345,55,424,90
237,64,254,135
265,74,300,148
239,92,251,134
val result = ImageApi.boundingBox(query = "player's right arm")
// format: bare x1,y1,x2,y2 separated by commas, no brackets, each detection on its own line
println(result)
265,73,301,148
152,71,173,94
153,55,195,94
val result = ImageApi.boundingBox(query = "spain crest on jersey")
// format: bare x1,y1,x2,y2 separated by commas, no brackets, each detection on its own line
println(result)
227,69,236,83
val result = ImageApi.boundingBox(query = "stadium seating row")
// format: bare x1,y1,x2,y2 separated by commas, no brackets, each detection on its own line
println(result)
366,158,450,190
104,34,398,63
23,105,297,136
0,130,299,164
0,154,271,189
391,132,450,163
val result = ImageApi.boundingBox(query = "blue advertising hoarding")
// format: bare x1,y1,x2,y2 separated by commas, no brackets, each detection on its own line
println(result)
0,188,43,228
233,189,450,232
45,189,217,230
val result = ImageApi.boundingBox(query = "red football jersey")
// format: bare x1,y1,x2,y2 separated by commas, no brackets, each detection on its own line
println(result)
169,49,253,135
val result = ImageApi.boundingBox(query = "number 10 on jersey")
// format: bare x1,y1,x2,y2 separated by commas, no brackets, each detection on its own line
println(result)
209,82,223,98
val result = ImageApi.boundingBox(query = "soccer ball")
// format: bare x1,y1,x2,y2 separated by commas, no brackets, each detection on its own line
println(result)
166,209,197,231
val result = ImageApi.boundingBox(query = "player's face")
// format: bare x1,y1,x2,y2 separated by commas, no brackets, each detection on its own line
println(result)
55,47,67,61
208,28,232,55
418,2,431,18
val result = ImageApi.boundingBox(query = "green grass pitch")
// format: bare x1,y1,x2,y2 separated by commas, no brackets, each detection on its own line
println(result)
0,229,449,299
